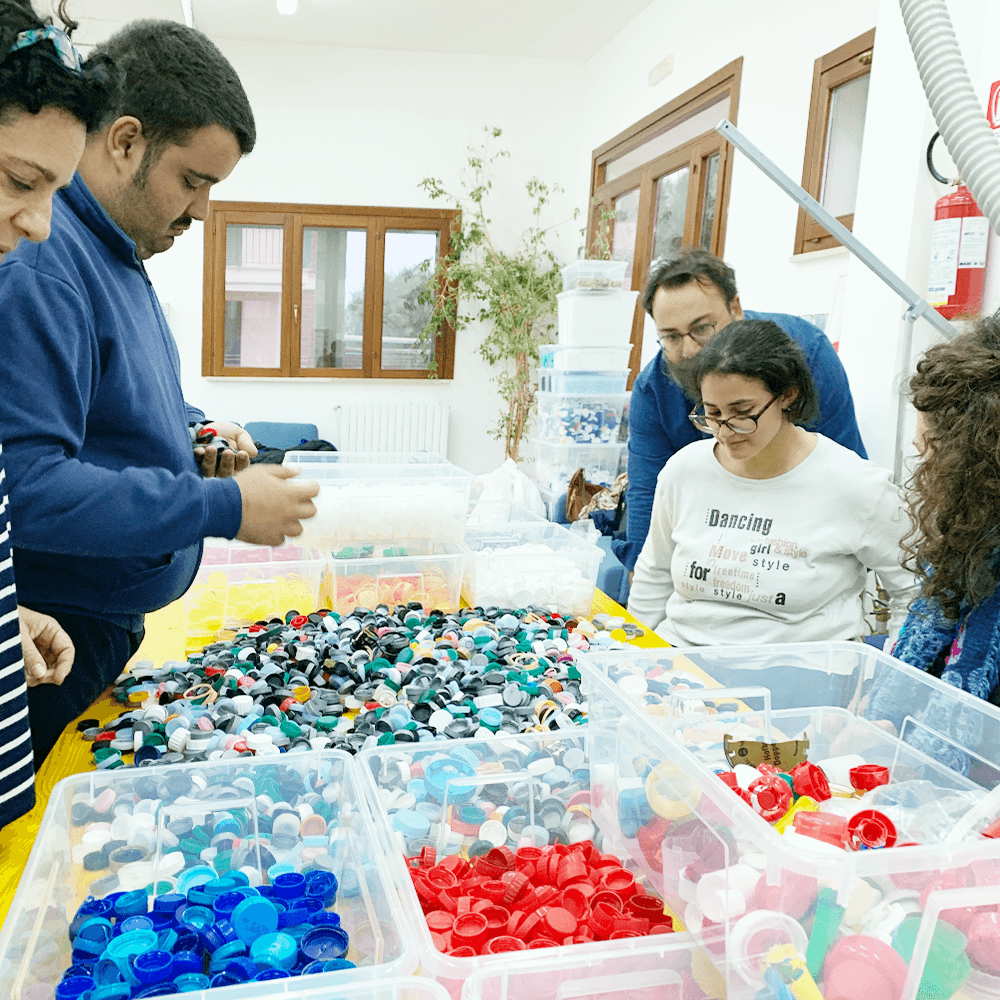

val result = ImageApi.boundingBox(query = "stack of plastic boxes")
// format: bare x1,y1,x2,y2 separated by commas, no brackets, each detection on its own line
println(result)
533,260,637,519
282,452,475,616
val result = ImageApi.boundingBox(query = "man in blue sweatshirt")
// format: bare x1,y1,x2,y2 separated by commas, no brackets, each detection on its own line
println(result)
613,250,866,580
0,21,318,763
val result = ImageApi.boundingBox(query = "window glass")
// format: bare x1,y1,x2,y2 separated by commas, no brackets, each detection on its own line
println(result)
611,188,640,289
224,224,282,368
699,153,720,250
301,227,366,370
381,230,439,370
820,73,870,217
652,166,690,264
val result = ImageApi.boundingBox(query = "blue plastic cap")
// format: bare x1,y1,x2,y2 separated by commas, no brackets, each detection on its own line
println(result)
212,891,247,919
209,971,243,988
250,931,298,971
304,871,338,906
207,940,248,973
176,866,216,895
171,951,203,976
88,985,131,1000
132,949,173,985
272,871,306,899
308,910,342,928
223,956,258,981
171,928,201,954
171,972,211,992
277,903,310,929
175,904,214,929
392,809,431,839
322,958,356,971
152,893,185,915
299,924,349,962
113,890,149,919
72,918,114,957
55,976,94,1000
254,968,291,981
118,915,155,935
230,895,279,944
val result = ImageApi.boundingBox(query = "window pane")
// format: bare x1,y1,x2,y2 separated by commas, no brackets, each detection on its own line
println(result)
301,227,366,370
611,188,640,289
382,230,438,370
699,153,720,250
652,166,690,264
605,96,729,182
821,73,870,217
224,224,283,368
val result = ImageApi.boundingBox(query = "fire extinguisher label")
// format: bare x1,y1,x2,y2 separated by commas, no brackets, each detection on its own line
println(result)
928,216,961,303
958,216,989,268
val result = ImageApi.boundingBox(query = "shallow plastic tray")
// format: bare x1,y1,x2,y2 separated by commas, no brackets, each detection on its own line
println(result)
0,751,417,1000
531,439,626,492
580,642,1000,999
560,259,628,292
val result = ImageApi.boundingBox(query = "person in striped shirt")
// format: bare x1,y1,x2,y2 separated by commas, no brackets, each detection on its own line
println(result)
0,0,114,828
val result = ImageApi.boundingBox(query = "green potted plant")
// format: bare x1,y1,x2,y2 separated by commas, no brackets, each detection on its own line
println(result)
419,126,566,462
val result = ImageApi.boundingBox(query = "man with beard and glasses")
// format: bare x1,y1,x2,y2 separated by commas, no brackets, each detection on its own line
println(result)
612,249,866,583
0,20,318,764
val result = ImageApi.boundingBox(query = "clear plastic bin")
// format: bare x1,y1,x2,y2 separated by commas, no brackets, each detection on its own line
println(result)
284,451,449,467
327,541,466,615
538,345,633,371
535,391,630,445
289,463,475,547
0,751,418,1000
531,439,626,492
560,259,629,292
463,520,603,616
358,730,734,999
184,539,328,651
556,289,638,346
579,642,1000,998
536,369,630,394
466,501,547,525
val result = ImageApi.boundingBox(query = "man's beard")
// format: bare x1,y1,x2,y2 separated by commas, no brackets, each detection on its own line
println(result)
662,353,702,403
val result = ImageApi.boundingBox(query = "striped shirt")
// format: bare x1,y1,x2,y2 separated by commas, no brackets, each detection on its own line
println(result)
0,445,34,828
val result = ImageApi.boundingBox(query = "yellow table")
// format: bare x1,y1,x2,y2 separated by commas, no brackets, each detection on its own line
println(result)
0,594,664,925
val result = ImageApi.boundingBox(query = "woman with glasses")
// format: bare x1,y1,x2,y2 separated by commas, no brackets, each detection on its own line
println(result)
0,0,112,826
628,318,919,646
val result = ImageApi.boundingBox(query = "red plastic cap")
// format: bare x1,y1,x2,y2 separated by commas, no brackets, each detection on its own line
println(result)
791,761,831,802
847,810,897,850
451,912,489,952
541,906,578,939
794,810,848,849
748,775,792,822
484,935,526,954
849,764,890,793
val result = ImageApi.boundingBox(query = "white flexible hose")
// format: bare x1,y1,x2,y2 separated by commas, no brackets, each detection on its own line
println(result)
900,0,1000,230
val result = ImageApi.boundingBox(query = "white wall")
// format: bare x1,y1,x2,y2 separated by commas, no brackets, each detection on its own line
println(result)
147,40,586,475
577,0,879,320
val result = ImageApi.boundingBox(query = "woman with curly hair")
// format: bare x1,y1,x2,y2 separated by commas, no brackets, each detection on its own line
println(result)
0,0,113,826
890,316,1000,700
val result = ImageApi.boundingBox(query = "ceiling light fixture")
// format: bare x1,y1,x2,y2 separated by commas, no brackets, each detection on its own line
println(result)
276,0,297,14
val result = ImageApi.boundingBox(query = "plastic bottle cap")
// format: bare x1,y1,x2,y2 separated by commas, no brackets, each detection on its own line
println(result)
823,934,908,1000
132,950,173,985
249,931,298,970
790,762,831,802
230,896,279,944
299,925,350,961
479,820,508,847
847,810,897,850
849,764,890,792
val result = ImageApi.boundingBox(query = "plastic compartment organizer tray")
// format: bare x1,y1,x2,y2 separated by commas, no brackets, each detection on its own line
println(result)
579,641,1000,1000
532,439,626,492
556,289,638,347
289,462,475,547
538,345,634,371
535,391,630,445
0,750,417,1000
327,542,466,615
463,520,603,616
560,259,629,292
183,539,327,651
536,369,630,394
359,730,730,1000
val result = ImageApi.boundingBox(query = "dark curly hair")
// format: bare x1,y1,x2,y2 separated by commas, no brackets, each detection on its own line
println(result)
0,1,115,132
689,318,821,426
643,248,739,317
903,315,1000,620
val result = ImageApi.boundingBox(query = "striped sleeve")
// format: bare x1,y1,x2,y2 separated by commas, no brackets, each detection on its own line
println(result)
0,446,35,828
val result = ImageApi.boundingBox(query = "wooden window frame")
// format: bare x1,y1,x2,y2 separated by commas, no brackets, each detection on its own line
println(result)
203,201,459,379
794,28,875,255
588,58,743,388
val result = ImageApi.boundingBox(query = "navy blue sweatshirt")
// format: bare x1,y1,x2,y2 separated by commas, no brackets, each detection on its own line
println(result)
0,173,242,631
613,310,867,572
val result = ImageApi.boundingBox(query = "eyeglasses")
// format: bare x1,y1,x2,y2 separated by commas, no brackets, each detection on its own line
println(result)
6,26,83,74
658,321,717,351
689,393,781,435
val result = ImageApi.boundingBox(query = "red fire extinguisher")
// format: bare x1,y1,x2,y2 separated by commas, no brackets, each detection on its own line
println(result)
927,132,989,319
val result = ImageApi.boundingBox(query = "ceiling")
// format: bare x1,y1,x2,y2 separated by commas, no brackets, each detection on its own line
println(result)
67,0,657,59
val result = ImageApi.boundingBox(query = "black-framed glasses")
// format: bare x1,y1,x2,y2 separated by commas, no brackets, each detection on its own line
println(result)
6,26,83,74
658,320,717,351
689,393,781,435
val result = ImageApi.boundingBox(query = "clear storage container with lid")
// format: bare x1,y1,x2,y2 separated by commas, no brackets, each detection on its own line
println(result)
556,289,638,346
579,641,1000,998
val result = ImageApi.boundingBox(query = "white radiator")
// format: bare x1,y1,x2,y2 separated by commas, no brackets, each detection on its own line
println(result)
334,402,449,455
